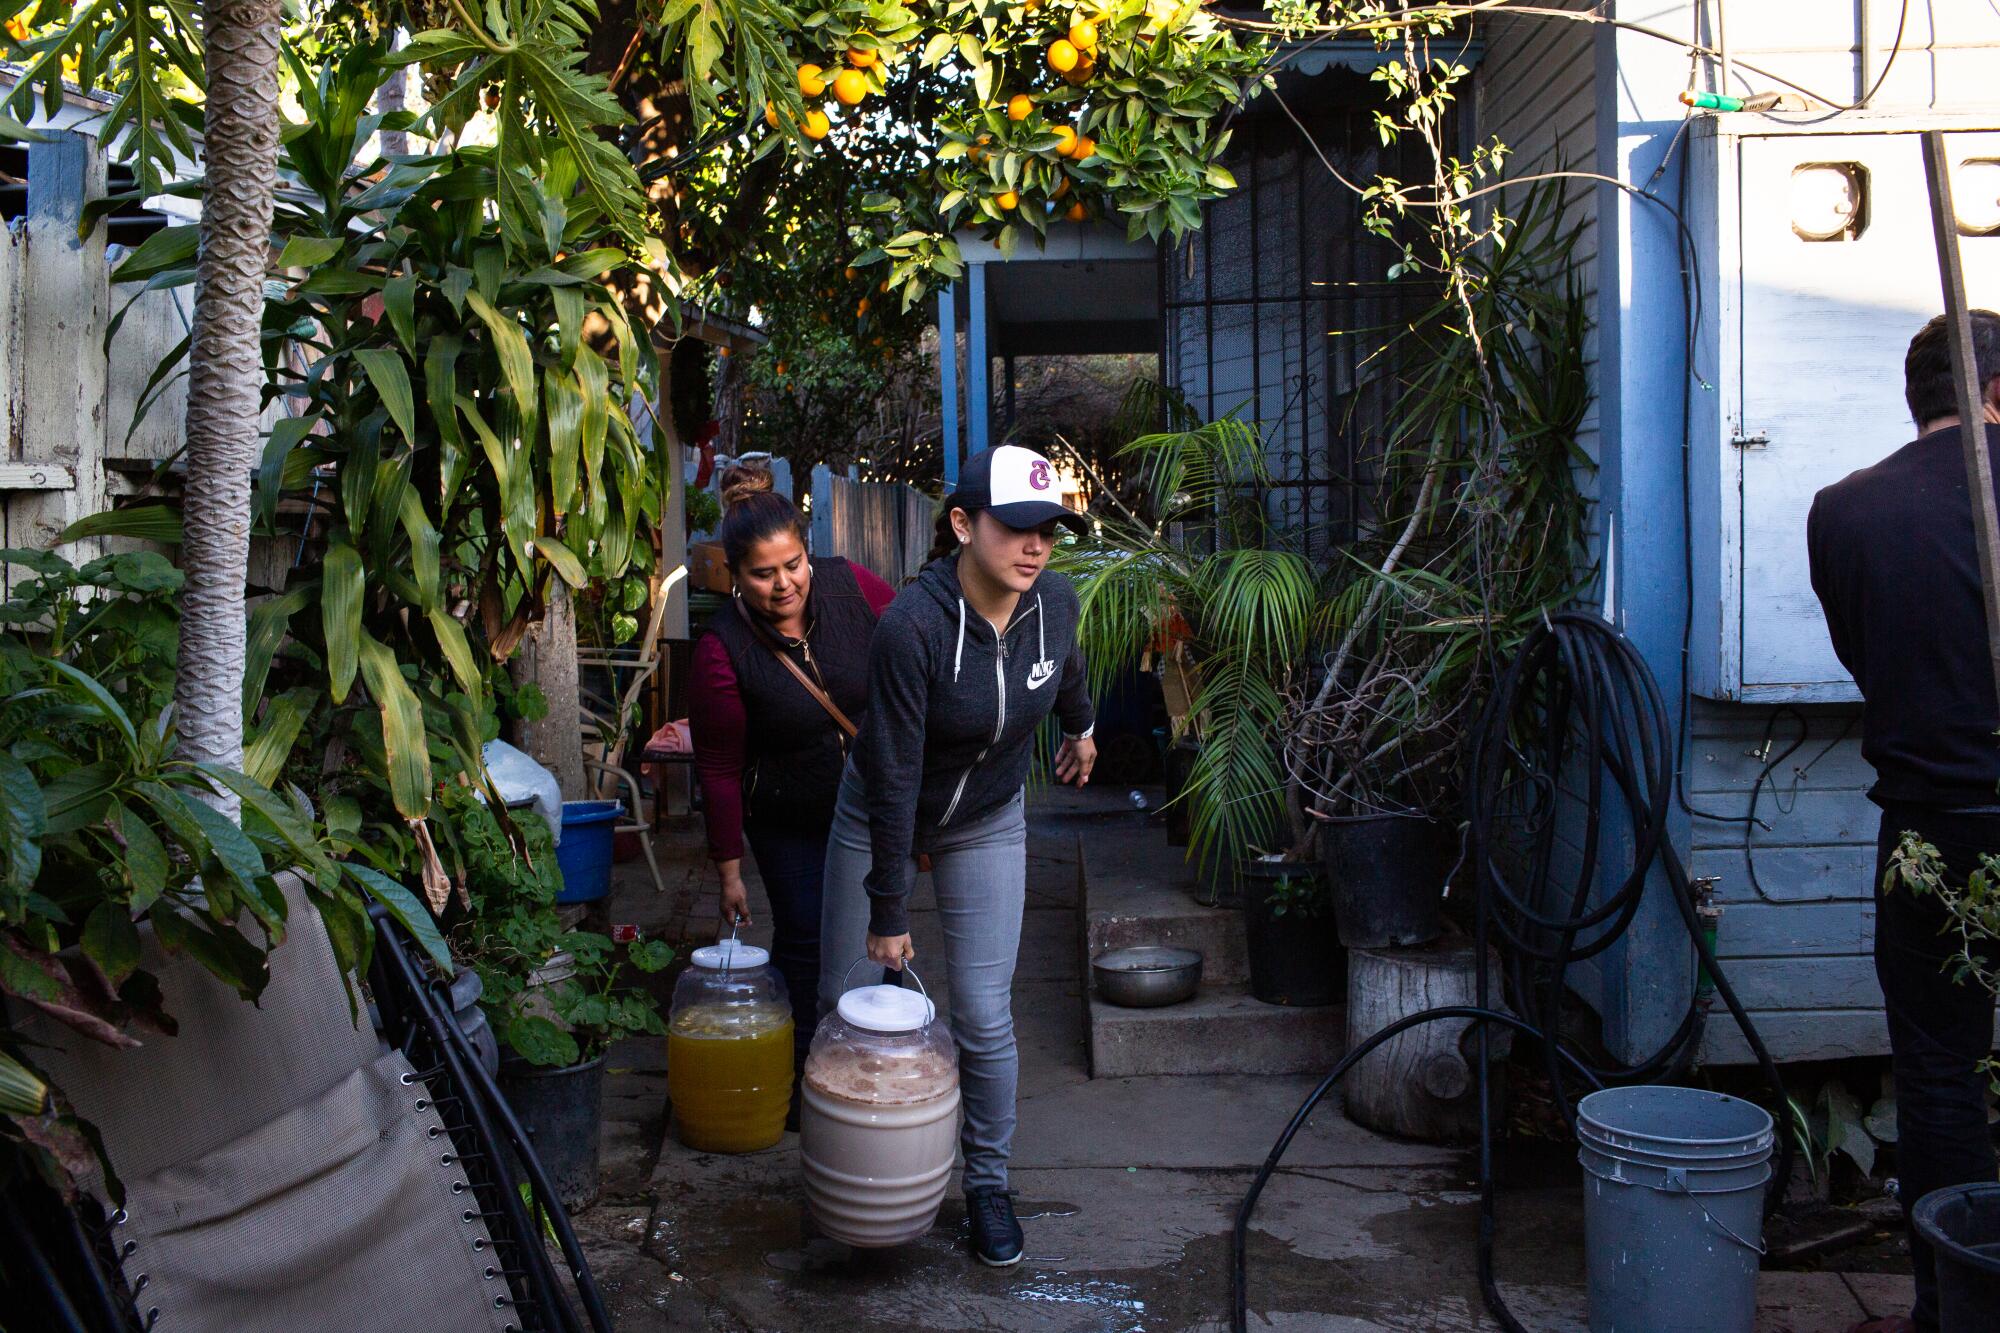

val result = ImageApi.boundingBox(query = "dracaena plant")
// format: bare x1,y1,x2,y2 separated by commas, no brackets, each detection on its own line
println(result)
0,549,448,1200
109,36,661,881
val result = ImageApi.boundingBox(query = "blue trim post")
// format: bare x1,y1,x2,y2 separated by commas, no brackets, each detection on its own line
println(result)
967,261,991,456
939,281,961,487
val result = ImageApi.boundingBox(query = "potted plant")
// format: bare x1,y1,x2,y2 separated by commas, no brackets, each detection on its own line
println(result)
1884,834,2000,1319
1241,869,1342,1007
448,789,671,1210
1282,178,1593,947
1055,390,1326,907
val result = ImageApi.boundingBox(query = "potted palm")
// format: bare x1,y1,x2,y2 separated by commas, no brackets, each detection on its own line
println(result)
1054,393,1330,985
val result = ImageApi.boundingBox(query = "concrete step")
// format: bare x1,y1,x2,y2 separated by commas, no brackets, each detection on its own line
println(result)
1079,829,1248,985
1074,825,1344,1079
1087,986,1345,1078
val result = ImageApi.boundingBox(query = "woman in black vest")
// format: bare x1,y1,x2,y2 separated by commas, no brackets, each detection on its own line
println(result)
689,466,894,1105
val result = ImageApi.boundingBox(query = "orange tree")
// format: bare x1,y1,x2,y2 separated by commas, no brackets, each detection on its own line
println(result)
586,0,1270,317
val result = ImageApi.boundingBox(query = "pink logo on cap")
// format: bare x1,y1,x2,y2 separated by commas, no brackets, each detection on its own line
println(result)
1029,461,1052,491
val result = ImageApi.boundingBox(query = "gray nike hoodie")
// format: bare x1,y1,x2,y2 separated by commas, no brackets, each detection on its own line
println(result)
854,555,1094,935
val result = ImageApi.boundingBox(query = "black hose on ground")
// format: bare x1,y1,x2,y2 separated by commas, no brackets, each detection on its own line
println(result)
1232,612,1793,1333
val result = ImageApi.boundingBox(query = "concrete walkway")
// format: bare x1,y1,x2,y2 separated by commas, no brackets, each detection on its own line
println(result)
571,792,1913,1331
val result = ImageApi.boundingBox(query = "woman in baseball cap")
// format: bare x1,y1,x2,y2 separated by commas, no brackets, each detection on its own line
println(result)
816,445,1096,1267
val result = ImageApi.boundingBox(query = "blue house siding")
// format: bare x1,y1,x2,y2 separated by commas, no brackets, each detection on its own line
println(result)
1592,0,2000,1063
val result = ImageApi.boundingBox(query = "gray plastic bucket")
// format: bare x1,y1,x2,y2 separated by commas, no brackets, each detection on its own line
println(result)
1577,1085,1774,1333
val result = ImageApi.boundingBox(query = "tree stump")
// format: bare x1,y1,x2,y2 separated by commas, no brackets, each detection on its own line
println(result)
1343,940,1509,1144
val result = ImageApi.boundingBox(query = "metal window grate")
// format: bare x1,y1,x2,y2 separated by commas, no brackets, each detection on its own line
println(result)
1162,101,1441,564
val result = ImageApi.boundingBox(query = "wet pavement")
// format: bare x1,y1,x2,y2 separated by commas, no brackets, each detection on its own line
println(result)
570,790,1914,1331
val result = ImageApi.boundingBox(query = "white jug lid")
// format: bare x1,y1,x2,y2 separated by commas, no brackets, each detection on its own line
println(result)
690,941,769,970
837,984,935,1032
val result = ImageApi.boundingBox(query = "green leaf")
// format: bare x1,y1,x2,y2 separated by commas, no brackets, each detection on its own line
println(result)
242,694,309,788
536,534,586,589
382,272,418,353
345,862,451,973
57,504,182,546
82,903,141,987
426,607,484,704
504,1012,579,1068
45,660,138,754
276,234,346,268
398,490,441,613
356,630,432,819
243,585,312,716
195,763,329,879
463,291,535,422
322,542,365,704
0,1050,48,1117
0,750,45,894
175,789,276,918
110,225,199,285
354,348,418,445
113,803,169,912
544,362,584,513
256,414,318,532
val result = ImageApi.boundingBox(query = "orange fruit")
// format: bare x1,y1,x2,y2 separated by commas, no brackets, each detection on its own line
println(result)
1073,134,1097,160
764,100,779,128
878,279,891,293
1052,125,1079,157
1064,55,1094,85
856,296,871,317
844,265,858,280
1069,21,1097,49
1053,176,1071,198
847,47,876,68
832,68,868,106
803,109,831,139
1007,94,1033,121
1065,201,1087,222
776,361,788,376
1047,39,1078,73
997,190,1019,210
798,63,826,96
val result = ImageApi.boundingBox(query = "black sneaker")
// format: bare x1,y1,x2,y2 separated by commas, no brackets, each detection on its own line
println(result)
965,1187,1024,1267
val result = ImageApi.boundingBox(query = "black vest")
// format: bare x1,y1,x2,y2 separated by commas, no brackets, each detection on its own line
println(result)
707,556,878,830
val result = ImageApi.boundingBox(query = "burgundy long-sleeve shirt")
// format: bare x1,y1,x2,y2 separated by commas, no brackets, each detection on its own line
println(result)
690,563,895,860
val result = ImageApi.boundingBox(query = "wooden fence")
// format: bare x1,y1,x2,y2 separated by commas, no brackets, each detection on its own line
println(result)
808,465,933,586
0,125,281,594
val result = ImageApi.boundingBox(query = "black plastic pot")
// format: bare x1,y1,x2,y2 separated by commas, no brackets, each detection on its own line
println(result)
1322,814,1450,950
499,1054,605,1212
1162,741,1200,848
1241,861,1341,1007
1913,1182,2000,1331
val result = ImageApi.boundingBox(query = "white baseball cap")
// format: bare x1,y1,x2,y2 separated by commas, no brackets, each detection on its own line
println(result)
947,445,1088,533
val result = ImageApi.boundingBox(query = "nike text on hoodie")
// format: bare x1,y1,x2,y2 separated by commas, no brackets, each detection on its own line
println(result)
854,556,1095,936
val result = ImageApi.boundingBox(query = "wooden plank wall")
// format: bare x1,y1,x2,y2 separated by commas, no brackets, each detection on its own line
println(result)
808,466,933,586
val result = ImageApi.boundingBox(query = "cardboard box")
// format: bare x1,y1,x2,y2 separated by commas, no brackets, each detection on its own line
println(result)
687,541,733,594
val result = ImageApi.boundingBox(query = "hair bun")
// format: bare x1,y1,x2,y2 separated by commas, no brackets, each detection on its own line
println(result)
719,464,775,509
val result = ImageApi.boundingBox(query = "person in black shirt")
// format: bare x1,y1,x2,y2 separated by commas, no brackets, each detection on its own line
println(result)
1807,311,2000,1333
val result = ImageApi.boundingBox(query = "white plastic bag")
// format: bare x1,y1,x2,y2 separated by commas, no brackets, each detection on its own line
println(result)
479,739,564,846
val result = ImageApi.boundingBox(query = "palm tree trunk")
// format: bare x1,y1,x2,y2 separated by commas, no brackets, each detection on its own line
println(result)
174,0,283,814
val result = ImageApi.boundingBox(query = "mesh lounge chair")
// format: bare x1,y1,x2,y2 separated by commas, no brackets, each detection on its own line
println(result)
2,876,610,1333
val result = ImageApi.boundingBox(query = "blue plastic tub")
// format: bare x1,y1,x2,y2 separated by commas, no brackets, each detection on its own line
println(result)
554,800,622,903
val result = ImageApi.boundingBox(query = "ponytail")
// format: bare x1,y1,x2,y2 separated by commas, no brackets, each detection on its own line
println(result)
926,507,961,564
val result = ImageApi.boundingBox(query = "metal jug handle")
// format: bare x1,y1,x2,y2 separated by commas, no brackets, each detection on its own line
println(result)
836,955,934,1020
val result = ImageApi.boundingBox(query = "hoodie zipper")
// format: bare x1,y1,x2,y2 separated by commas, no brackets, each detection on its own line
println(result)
938,614,1017,828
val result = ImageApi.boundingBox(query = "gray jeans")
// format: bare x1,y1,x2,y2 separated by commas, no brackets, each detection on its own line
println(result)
818,767,1026,1193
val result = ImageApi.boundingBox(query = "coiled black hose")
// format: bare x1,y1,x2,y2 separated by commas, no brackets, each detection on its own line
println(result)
1232,612,1792,1333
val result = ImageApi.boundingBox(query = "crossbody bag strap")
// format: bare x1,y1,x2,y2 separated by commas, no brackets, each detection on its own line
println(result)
735,597,860,740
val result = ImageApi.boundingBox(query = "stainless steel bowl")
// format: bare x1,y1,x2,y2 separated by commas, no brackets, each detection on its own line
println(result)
1092,946,1203,1008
